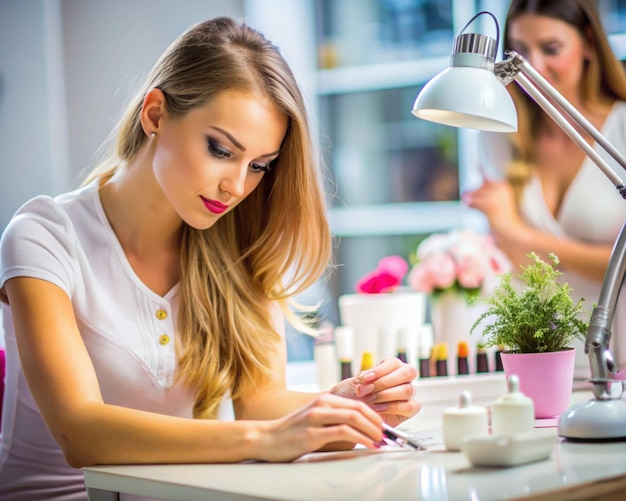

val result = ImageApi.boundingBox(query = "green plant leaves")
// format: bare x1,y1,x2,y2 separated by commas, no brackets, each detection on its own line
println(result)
469,252,590,353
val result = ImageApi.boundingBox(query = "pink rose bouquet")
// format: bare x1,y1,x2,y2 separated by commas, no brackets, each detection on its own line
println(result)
407,230,511,301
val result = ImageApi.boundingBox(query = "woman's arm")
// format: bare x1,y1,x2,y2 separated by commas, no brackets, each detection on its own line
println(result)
6,277,385,466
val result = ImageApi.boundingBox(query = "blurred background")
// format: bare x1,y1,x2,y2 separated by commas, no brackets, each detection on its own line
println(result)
1,0,626,360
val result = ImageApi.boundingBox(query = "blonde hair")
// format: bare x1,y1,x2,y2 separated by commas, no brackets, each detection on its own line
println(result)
85,17,331,418
502,0,626,193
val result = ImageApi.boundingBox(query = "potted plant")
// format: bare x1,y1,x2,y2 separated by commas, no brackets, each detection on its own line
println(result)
470,252,590,418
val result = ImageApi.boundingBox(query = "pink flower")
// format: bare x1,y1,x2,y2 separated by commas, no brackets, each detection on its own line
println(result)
407,264,435,293
377,255,409,281
428,254,457,289
355,271,399,294
355,256,409,294
457,254,486,289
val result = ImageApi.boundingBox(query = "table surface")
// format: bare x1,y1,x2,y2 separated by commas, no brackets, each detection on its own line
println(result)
83,387,626,501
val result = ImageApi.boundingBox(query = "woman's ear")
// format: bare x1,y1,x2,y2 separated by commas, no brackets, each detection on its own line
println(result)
140,88,167,137
582,25,595,61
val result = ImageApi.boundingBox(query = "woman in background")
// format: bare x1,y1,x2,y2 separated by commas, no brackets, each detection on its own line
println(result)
464,0,626,377
0,17,419,500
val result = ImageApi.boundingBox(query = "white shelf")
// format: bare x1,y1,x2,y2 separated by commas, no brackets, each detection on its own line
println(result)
329,201,487,237
317,56,449,95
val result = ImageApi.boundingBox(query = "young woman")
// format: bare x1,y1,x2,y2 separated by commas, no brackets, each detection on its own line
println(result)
0,17,420,500
464,0,626,377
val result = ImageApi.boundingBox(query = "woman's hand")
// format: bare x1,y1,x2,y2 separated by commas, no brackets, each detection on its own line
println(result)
329,358,420,427
463,179,520,232
259,393,384,462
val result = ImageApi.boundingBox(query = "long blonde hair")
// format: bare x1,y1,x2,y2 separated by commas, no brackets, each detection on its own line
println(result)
85,17,331,418
502,0,626,191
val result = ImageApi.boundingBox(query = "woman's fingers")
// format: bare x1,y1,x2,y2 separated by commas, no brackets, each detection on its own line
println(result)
354,358,417,397
363,381,415,404
329,358,421,426
362,379,422,426
260,394,385,462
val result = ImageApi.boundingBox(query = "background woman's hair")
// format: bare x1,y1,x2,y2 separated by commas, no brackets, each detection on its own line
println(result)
85,17,331,418
501,0,626,192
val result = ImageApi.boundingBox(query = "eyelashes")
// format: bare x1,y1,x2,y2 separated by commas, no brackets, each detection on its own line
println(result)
207,139,230,159
252,163,272,174
206,138,273,173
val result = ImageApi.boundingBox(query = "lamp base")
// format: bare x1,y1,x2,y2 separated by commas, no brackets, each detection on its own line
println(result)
558,398,626,440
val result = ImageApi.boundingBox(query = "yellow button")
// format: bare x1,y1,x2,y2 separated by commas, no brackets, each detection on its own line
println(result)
159,334,170,345
156,309,168,320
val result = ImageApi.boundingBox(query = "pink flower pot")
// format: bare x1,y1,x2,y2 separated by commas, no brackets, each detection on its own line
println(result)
500,348,576,418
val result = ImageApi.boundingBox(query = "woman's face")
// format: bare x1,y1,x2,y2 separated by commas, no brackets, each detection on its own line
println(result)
508,13,591,102
152,89,288,230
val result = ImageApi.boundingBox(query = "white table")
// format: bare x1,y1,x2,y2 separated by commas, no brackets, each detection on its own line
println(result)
83,385,626,501
84,426,626,501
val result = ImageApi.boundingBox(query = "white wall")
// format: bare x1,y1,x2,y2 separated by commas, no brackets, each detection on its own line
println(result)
0,1,61,230
0,0,244,231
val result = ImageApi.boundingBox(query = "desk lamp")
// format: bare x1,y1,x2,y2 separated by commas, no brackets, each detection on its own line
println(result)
412,11,626,440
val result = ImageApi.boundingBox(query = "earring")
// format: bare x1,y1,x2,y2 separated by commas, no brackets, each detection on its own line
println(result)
150,132,156,138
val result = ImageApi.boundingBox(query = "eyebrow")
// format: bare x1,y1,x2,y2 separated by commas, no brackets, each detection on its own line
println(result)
209,126,281,158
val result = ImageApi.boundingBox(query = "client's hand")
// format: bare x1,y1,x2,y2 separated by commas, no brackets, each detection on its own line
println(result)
330,357,420,427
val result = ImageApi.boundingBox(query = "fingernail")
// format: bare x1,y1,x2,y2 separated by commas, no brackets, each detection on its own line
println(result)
365,393,378,403
363,371,377,382
357,383,375,396
373,403,388,411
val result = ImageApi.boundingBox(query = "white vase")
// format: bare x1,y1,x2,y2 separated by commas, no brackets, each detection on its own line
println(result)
429,292,489,374
338,290,426,375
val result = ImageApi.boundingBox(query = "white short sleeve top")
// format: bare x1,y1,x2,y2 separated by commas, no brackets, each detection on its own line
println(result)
0,181,196,500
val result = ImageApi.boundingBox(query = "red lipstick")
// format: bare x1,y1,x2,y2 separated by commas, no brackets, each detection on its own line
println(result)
201,197,228,214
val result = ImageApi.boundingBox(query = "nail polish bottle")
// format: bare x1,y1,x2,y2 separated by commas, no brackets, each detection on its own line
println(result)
491,374,535,436
494,345,505,372
442,391,489,451
334,326,354,380
435,342,449,377
360,351,374,372
313,327,338,390
418,323,433,378
476,346,489,373
396,328,408,364
456,341,470,375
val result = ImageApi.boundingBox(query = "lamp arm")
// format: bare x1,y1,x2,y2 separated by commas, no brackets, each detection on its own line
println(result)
587,221,626,399
495,52,626,196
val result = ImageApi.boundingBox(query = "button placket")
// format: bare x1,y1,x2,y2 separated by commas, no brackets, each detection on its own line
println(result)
154,304,175,386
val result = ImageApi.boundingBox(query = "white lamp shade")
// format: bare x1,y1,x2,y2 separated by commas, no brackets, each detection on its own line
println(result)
412,66,518,133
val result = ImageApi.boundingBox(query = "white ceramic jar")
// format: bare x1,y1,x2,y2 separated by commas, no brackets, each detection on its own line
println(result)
491,374,535,436
442,391,489,451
